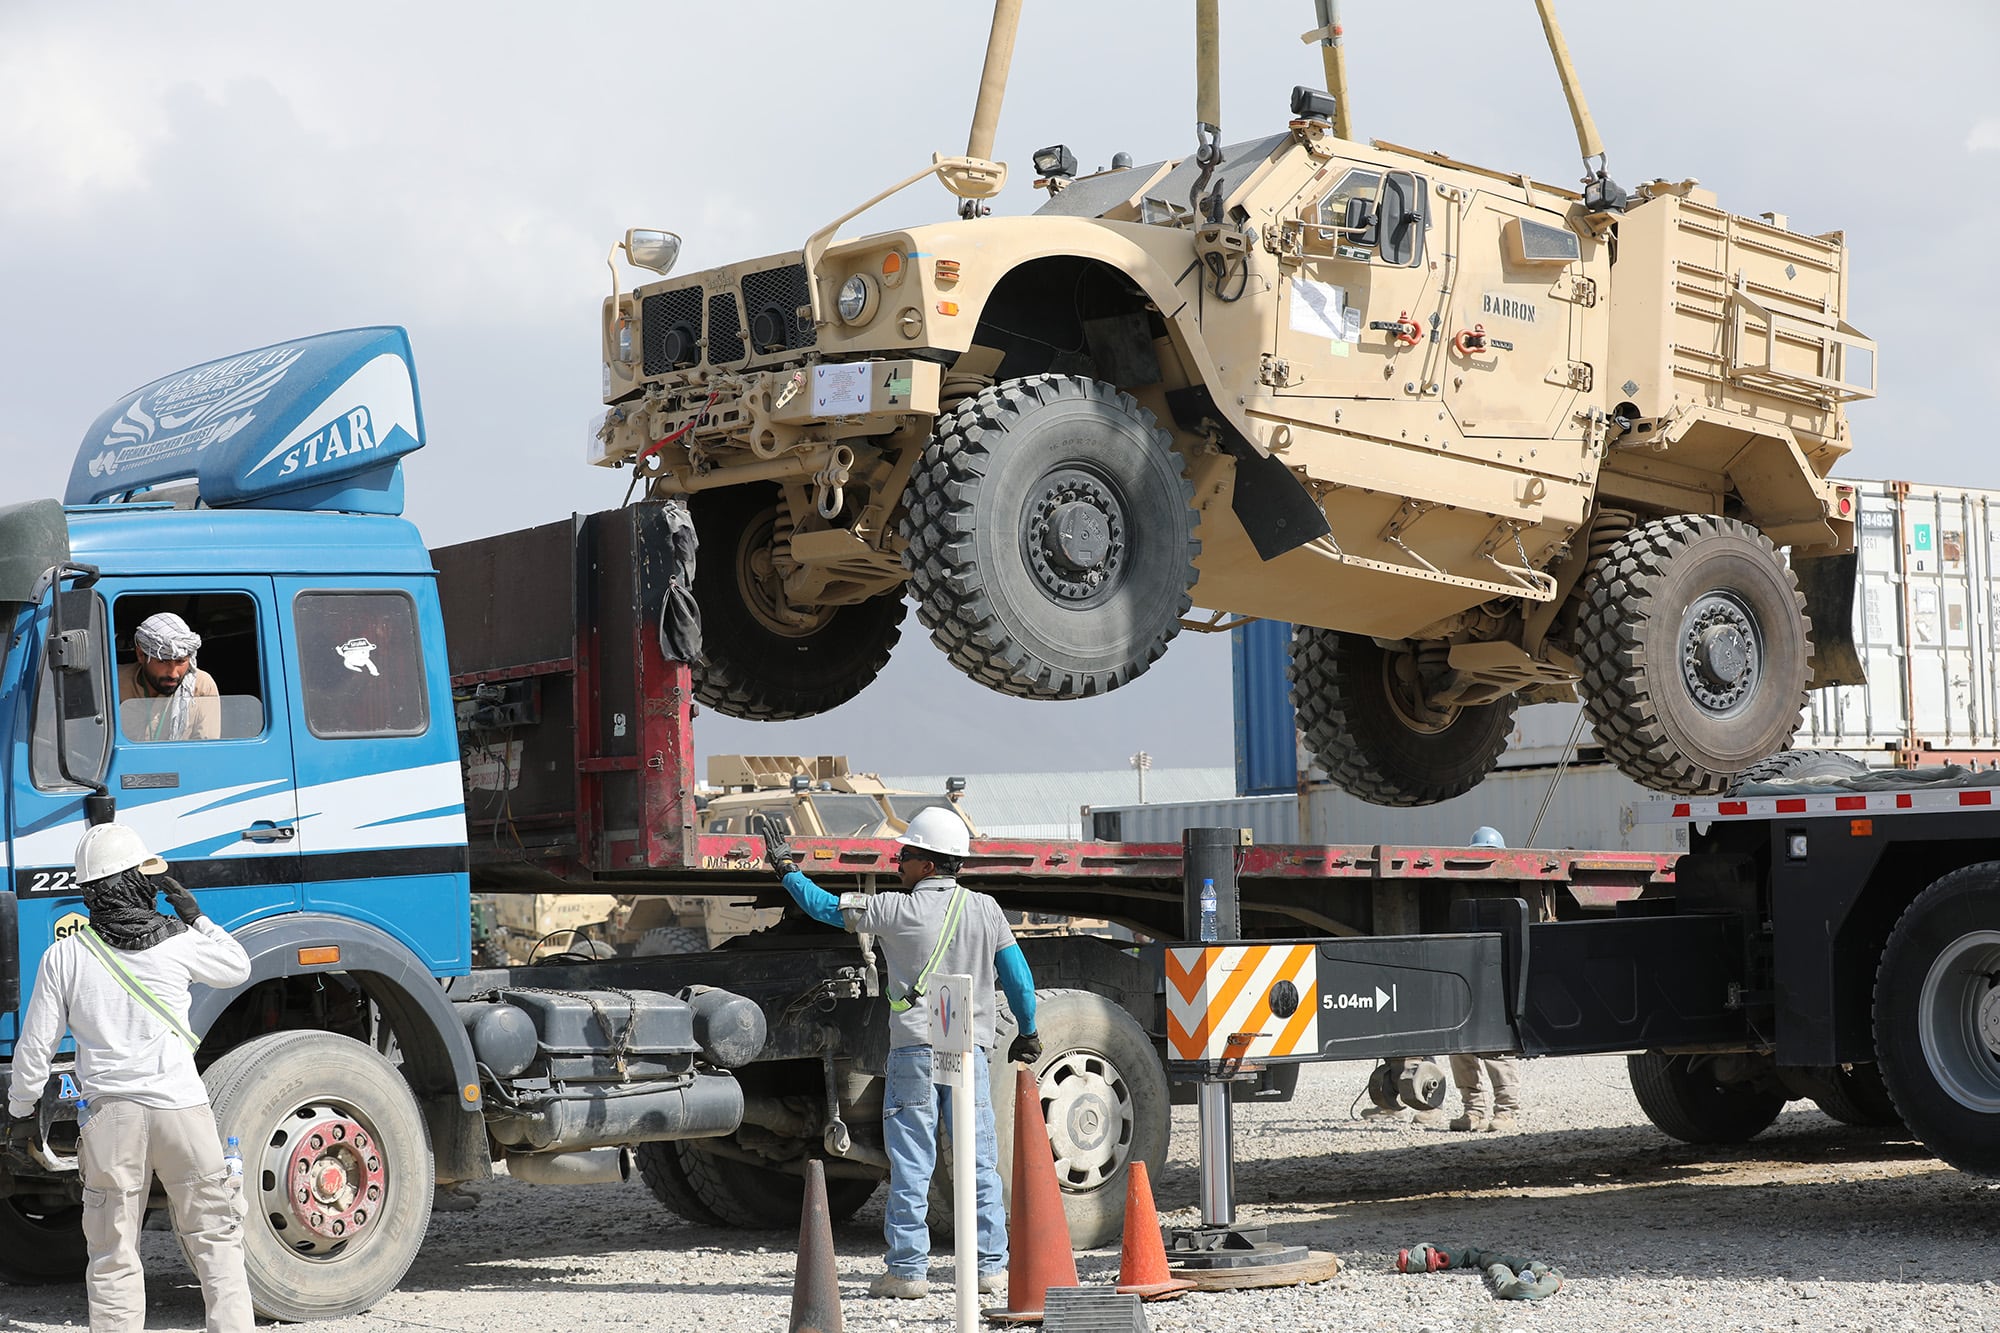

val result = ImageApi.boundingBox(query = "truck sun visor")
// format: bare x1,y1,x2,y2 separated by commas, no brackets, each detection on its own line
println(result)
65,327,426,516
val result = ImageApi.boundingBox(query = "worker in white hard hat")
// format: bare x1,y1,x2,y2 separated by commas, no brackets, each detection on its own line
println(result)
763,805,1039,1301
118,612,221,742
3,824,254,1330
1450,824,1524,1132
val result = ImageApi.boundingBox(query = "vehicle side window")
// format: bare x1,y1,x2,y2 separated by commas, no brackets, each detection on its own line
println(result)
294,591,429,739
1314,168,1383,260
30,591,111,791
113,592,266,744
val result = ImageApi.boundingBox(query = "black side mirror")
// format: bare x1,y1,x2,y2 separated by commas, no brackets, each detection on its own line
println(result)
1341,195,1378,243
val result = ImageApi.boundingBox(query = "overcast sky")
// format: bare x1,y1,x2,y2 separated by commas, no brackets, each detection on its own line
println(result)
3,2,1994,776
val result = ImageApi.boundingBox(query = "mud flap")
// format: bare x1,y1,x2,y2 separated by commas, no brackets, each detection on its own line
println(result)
1794,551,1864,688
1164,385,1330,561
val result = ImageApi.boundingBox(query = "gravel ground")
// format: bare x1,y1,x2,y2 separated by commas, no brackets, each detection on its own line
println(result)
4,1055,1997,1332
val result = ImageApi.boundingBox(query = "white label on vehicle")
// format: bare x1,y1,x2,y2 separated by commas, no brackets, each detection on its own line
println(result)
465,740,522,792
811,363,872,415
1287,278,1349,341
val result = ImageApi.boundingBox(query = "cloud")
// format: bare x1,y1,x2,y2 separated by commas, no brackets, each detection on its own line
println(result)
1971,119,2000,153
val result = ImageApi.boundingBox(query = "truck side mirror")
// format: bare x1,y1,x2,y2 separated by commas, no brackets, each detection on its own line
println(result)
1341,195,1377,243
1376,171,1427,267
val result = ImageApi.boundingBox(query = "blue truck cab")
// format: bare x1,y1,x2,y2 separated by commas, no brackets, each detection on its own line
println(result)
0,330,757,1321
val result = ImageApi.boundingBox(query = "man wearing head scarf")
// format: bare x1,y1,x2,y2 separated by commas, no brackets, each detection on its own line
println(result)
118,612,222,742
3,825,254,1331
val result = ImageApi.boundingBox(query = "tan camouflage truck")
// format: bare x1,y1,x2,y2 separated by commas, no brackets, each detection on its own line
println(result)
592,0,1872,802
472,756,975,960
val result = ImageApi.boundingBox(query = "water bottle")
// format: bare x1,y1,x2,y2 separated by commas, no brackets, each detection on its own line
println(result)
1199,877,1218,942
75,1098,89,1130
223,1135,247,1219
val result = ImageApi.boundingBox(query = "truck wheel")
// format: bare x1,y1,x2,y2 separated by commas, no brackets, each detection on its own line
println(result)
0,1197,87,1283
634,1140,877,1229
1289,627,1517,806
1808,1064,1902,1128
1727,749,1867,793
690,482,905,720
1579,515,1810,795
1873,864,2000,1173
1626,1052,1786,1144
202,1031,433,1322
902,375,1198,700
633,925,708,957
1001,989,1170,1251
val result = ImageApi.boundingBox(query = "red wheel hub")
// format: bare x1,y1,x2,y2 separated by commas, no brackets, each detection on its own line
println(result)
284,1115,386,1242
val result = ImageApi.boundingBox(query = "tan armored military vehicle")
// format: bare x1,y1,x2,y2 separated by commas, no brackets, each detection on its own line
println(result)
594,1,1871,802
472,756,974,961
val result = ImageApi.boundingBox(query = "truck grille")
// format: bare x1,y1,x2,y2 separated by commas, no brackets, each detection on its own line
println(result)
706,292,745,364
640,286,704,375
740,263,816,356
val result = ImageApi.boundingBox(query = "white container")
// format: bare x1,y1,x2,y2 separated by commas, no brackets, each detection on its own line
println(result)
1799,480,2000,758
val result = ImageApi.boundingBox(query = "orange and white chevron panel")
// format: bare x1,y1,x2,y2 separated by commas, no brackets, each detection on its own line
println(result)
1165,943,1319,1062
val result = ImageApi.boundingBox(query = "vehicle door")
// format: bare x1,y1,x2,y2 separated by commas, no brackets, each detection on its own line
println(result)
275,579,467,973
10,577,301,949
1441,196,1583,440
1274,163,1442,400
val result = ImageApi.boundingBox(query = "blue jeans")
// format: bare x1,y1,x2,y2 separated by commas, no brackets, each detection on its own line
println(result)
881,1044,1007,1279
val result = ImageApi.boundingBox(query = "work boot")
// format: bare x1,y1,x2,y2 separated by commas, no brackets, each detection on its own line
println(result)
977,1271,1007,1295
1359,1104,1406,1122
869,1272,931,1299
1411,1108,1449,1129
1489,1110,1521,1133
1450,1111,1492,1133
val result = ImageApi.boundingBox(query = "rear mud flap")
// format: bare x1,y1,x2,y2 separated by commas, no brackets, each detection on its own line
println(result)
1794,551,1864,688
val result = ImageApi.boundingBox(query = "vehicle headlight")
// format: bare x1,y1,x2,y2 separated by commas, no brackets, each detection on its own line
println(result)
837,274,877,325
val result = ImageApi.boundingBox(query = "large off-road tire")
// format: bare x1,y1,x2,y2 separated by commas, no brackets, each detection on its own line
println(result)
901,375,1198,700
632,925,708,957
1873,864,2000,1173
633,1140,878,1229
1579,515,1811,795
1627,1052,1787,1145
690,482,905,720
1727,749,1868,793
1807,1064,1902,1128
1289,627,1518,807
202,1031,433,1322
0,1195,87,1283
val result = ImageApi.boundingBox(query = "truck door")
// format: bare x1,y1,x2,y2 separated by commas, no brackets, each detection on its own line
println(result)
1441,197,1582,440
1274,164,1441,400
274,578,468,973
11,578,301,940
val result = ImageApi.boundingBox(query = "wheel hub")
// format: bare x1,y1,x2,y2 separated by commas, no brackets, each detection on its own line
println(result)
270,1111,387,1250
1980,982,2000,1060
1918,931,2000,1113
1680,594,1762,713
1024,470,1125,604
1039,1050,1134,1192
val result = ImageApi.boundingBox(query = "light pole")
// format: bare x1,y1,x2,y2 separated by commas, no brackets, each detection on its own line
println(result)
1130,750,1153,803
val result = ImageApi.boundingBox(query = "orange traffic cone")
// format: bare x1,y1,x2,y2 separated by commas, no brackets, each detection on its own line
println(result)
988,1066,1079,1323
789,1159,842,1333
1113,1160,1194,1300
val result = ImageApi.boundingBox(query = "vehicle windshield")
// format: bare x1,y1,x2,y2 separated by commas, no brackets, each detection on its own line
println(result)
810,793,892,837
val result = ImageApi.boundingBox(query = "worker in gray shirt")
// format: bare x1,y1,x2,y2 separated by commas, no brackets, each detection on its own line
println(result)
4,824,254,1332
766,807,1041,1301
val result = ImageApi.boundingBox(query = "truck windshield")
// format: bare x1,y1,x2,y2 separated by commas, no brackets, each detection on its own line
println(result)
811,794,890,837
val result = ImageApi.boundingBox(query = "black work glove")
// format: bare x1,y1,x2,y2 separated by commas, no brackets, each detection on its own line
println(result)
1008,1031,1044,1066
0,1110,35,1167
754,818,796,876
158,875,202,925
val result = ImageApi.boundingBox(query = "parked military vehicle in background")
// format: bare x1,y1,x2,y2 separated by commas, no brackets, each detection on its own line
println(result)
471,755,974,961
594,0,1871,803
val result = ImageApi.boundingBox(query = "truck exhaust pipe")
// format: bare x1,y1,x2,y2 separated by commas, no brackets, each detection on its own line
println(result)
503,1147,632,1186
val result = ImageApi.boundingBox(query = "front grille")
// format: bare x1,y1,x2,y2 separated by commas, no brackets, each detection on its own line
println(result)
740,264,816,356
641,286,704,375
707,292,745,364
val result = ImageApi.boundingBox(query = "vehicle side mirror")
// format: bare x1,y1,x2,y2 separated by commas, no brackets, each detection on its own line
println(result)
622,229,682,276
1341,195,1378,243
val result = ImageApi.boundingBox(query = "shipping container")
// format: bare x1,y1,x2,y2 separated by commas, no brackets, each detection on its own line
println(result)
1089,765,1685,854
1231,619,1298,796
1800,480,2000,762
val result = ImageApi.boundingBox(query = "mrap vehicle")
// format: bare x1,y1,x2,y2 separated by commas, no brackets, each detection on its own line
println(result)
1,331,1988,1323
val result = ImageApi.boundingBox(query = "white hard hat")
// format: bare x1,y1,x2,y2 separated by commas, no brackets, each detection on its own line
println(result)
896,806,971,860
1470,826,1507,849
76,824,169,883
